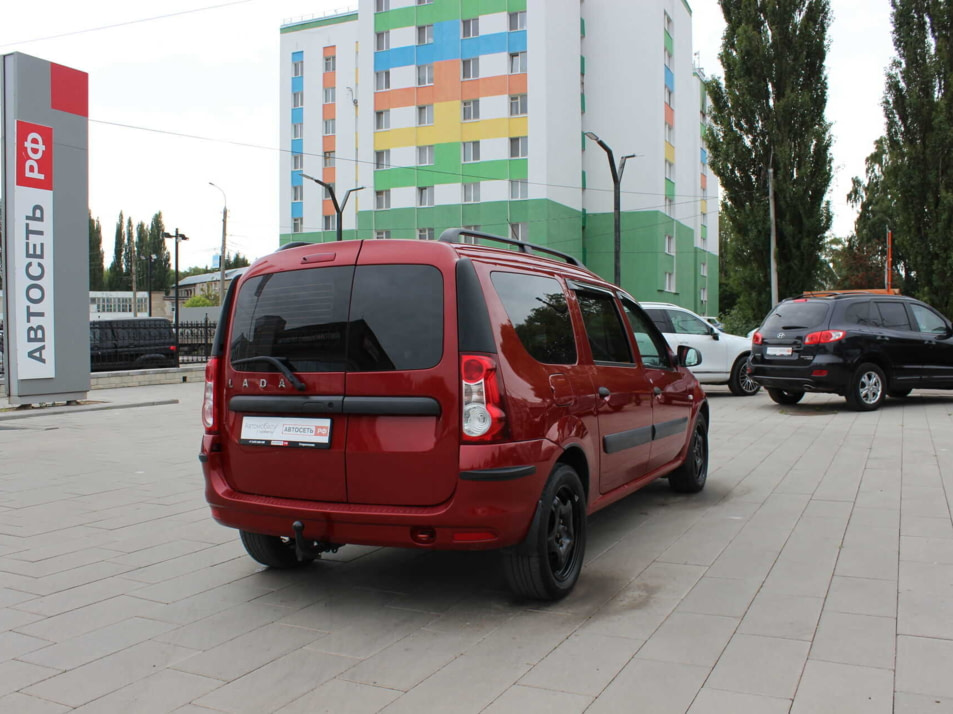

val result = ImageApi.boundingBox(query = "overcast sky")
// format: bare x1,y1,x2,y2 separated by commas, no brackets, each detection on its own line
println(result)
1,0,895,270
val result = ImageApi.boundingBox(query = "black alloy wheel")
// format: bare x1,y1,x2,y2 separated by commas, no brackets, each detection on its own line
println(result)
728,355,761,396
845,363,886,411
668,414,709,493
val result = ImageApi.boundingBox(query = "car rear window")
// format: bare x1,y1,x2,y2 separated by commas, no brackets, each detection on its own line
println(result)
761,301,830,332
229,265,444,372
490,271,577,364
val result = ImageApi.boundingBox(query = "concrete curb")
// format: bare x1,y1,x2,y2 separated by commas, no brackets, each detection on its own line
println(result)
0,399,181,421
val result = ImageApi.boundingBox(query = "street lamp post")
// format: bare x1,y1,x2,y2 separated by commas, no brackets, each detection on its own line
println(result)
300,173,363,241
209,182,227,302
162,229,189,362
585,131,636,288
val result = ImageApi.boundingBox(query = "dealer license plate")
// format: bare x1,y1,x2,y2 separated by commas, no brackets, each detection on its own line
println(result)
766,346,793,357
240,416,332,448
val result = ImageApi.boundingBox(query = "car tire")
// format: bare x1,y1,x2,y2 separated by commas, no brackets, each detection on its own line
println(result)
668,414,709,493
728,355,760,396
845,363,886,411
767,388,805,405
503,464,587,601
887,387,912,399
239,531,313,569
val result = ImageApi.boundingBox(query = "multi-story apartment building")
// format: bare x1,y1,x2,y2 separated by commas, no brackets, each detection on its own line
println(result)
279,0,719,312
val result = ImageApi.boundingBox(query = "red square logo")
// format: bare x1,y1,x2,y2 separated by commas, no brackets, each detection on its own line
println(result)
50,63,88,117
16,121,53,191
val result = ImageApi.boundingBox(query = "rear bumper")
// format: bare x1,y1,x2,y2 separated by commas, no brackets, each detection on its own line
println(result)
749,355,851,394
201,437,559,550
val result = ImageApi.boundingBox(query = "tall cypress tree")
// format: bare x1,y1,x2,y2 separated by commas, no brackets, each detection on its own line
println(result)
88,212,105,290
706,0,833,320
881,0,953,316
148,212,172,291
108,211,127,290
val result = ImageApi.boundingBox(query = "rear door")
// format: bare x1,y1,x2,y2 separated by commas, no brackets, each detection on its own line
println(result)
872,300,921,387
907,302,953,386
344,241,459,506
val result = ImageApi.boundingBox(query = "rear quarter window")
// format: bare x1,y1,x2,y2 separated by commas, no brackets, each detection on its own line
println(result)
490,271,577,364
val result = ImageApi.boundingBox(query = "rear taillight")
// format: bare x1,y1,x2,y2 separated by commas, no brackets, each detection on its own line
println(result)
461,354,507,442
804,330,845,345
752,332,763,345
202,357,219,433
170,345,177,352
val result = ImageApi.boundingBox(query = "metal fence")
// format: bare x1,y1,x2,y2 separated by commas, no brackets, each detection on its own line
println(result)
176,318,217,364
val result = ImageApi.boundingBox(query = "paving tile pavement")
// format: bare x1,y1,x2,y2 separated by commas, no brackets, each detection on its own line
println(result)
1,382,952,711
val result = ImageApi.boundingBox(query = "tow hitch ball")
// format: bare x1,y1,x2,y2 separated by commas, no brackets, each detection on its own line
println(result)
291,521,341,561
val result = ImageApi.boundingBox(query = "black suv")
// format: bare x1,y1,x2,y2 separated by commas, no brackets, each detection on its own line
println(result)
749,292,953,410
90,318,177,372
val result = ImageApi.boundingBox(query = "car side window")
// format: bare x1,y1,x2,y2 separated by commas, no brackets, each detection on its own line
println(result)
490,272,578,364
910,303,949,334
668,310,711,335
643,308,671,333
875,301,912,330
574,290,633,364
842,300,873,326
621,299,673,369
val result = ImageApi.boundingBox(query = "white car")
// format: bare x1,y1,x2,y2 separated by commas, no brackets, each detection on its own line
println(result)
641,302,760,396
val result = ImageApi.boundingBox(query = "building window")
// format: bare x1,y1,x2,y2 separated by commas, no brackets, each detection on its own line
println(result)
376,70,391,91
665,272,675,292
665,160,675,180
417,104,434,126
375,190,391,209
462,18,480,38
375,230,392,239
292,154,303,170
462,182,480,203
292,185,303,201
375,150,390,169
462,99,480,121
417,227,435,240
509,136,528,158
323,87,335,104
417,0,432,4
292,91,304,108
664,48,673,69
376,31,390,51
509,179,528,199
324,55,336,72
665,122,674,144
375,110,390,130
417,64,434,86
322,183,335,199
323,151,335,167
700,287,708,303
417,25,434,45
292,123,303,139
701,211,708,226
376,0,389,11
509,94,528,116
510,222,527,241
462,141,481,163
417,145,435,165
665,86,674,107
665,234,675,254
323,214,337,231
509,51,527,74
323,118,335,135
664,11,674,35
292,217,303,233
461,225,480,244
417,186,434,207
665,197,674,214
292,60,303,77
700,262,708,277
509,11,527,31
462,57,480,80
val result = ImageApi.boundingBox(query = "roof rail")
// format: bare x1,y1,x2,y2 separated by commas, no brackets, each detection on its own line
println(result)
438,227,582,267
799,288,902,298
276,241,312,252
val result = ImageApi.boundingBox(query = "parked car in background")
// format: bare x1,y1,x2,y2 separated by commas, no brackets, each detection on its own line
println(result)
90,317,177,372
749,291,953,410
200,229,709,600
641,302,760,396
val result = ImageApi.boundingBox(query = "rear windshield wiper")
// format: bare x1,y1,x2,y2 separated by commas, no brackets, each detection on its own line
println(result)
231,356,306,391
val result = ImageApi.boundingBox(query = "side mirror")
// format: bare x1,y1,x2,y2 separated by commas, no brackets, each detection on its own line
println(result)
710,327,720,341
677,345,702,368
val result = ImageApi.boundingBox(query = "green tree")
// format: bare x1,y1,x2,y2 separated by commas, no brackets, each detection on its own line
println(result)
880,0,953,315
88,212,105,291
225,251,251,269
706,0,834,318
147,212,173,292
107,211,128,290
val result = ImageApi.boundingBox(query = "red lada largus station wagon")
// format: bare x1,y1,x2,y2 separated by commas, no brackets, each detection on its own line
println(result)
199,229,709,600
